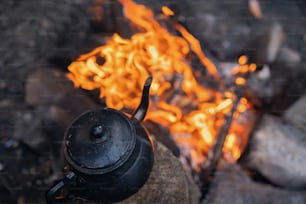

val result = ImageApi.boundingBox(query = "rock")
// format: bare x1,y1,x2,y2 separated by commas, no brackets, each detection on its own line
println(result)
0,0,91,61
229,21,285,97
118,140,201,204
26,68,99,118
219,62,273,107
25,68,100,156
240,114,306,189
202,164,306,204
284,95,306,131
241,21,284,65
195,13,216,34
246,66,287,105
265,22,283,63
0,0,98,105
277,46,302,67
256,65,270,80
12,107,51,155
268,69,306,115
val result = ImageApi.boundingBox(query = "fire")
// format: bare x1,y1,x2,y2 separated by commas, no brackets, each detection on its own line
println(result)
67,0,256,170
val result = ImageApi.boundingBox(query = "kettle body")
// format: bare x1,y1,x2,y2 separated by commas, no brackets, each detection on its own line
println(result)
46,77,154,203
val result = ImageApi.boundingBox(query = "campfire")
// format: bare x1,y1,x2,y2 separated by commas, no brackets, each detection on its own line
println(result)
67,0,255,172
1,0,306,203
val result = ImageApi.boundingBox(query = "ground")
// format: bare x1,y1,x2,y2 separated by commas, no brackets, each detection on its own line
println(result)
0,0,305,203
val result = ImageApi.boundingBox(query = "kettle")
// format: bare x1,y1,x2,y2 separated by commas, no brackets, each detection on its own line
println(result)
46,76,154,203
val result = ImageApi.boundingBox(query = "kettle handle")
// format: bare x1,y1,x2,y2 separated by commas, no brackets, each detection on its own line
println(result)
132,76,153,122
46,172,76,204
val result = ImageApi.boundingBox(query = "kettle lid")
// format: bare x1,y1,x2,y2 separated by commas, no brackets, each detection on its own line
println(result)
64,108,136,174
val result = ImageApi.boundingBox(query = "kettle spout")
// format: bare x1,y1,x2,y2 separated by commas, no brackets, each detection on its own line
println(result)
132,76,153,121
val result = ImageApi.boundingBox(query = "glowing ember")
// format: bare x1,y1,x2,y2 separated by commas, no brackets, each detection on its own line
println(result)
67,0,256,170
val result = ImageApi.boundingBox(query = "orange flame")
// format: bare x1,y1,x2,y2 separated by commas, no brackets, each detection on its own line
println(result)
161,6,174,17
67,1,256,170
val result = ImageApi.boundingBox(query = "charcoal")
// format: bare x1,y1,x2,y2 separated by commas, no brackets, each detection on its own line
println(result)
240,114,306,189
202,163,306,204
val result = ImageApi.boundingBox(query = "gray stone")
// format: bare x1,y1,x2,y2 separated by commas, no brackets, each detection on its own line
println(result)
12,107,50,154
203,164,306,204
284,95,306,131
241,114,306,189
277,46,302,67
24,68,99,156
26,68,99,119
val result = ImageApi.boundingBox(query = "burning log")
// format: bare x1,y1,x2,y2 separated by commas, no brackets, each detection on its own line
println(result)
240,114,306,189
200,91,242,195
203,163,306,204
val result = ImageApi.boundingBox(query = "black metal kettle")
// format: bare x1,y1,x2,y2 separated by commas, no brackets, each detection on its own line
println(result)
46,76,154,203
